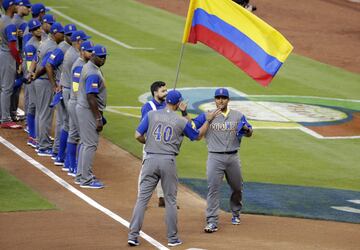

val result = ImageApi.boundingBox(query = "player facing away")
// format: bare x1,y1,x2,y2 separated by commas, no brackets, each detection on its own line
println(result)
128,90,220,247
191,88,253,233
140,81,168,207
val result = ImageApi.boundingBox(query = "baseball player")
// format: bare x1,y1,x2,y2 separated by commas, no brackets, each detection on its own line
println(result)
22,3,49,47
191,88,253,233
140,80,168,207
32,22,64,156
23,18,43,148
10,0,31,122
128,90,220,247
41,13,55,35
50,23,77,164
0,0,22,129
57,30,90,171
75,44,108,189
67,40,94,178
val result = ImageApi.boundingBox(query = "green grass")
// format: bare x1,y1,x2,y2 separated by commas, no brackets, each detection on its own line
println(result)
42,0,360,191
0,169,55,212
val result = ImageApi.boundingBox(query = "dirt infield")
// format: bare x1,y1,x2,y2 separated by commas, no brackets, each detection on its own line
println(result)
1,0,360,249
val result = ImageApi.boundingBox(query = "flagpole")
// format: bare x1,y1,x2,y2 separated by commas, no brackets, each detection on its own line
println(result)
173,43,186,90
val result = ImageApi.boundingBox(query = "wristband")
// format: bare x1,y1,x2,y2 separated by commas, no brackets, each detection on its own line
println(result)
181,110,188,116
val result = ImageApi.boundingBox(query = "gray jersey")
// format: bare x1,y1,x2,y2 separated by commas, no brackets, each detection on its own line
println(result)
35,37,57,79
60,46,79,88
69,57,85,101
144,109,188,156
0,15,16,52
54,41,71,82
205,109,243,152
77,60,107,110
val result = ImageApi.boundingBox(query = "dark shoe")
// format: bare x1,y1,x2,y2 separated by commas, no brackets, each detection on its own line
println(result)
128,239,139,246
204,223,218,233
158,197,165,207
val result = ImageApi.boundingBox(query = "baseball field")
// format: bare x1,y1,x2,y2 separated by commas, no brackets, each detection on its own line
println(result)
1,0,360,249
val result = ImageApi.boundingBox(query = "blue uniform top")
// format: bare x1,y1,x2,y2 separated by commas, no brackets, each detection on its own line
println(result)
140,98,166,119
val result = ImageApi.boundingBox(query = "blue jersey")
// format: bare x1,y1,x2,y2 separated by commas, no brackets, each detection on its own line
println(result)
141,98,166,119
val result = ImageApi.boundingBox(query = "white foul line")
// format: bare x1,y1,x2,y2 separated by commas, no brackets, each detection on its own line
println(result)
331,206,360,214
49,8,154,50
0,136,168,250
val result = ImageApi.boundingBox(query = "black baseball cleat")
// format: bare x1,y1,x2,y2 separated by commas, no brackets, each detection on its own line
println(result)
128,239,139,246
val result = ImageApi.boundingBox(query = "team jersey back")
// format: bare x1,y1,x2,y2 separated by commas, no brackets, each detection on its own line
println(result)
77,60,107,111
60,46,80,88
145,109,187,156
206,109,243,152
70,57,85,101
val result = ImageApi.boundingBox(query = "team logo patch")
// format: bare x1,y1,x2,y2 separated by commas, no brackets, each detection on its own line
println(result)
91,83,98,88
50,54,56,59
74,72,80,77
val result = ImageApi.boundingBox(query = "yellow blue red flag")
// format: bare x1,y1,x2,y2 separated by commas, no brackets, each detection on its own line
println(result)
182,0,293,86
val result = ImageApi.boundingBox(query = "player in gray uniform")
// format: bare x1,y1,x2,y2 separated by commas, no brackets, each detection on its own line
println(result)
10,0,31,122
67,40,93,178
191,88,253,233
49,23,76,163
23,18,43,148
0,0,22,129
128,90,220,247
32,22,64,156
55,29,89,169
75,44,107,189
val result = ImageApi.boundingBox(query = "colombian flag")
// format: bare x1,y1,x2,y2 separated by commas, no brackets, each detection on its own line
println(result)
182,0,293,86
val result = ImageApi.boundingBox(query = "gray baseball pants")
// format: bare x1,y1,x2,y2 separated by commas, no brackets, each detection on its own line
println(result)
34,78,53,150
67,99,79,144
76,105,98,184
129,156,179,242
206,152,243,225
61,88,70,131
26,83,36,116
0,52,16,122
52,100,63,154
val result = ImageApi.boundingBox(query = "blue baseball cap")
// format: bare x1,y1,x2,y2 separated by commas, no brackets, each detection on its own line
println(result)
50,22,64,34
92,44,108,56
19,22,28,32
214,88,229,98
42,14,55,25
2,0,16,10
28,18,41,31
70,30,91,42
15,0,31,7
49,91,63,108
64,24,77,36
31,3,49,16
166,90,183,104
80,40,94,51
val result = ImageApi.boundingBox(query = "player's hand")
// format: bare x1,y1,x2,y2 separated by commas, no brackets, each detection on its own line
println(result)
17,65,22,74
54,85,62,93
17,29,24,37
96,119,103,132
206,108,221,122
179,100,188,112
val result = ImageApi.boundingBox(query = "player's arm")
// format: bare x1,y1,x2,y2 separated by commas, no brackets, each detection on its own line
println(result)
179,101,191,121
140,103,151,120
237,115,253,138
85,74,103,132
135,114,149,144
46,48,64,91
184,109,221,140
24,44,37,82
6,24,22,65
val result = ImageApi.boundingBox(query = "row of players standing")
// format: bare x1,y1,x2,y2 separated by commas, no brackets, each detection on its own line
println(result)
0,0,108,188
